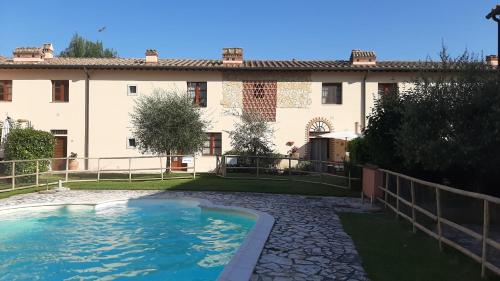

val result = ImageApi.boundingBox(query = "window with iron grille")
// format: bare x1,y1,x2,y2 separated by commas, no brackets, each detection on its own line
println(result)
187,82,207,107
0,80,12,102
322,83,342,104
203,133,221,155
52,80,69,102
378,83,398,96
243,81,277,122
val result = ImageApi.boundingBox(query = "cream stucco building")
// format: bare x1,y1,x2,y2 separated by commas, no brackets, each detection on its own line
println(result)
3,44,489,172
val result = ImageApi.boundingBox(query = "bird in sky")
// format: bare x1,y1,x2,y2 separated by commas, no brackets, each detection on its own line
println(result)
98,26,106,32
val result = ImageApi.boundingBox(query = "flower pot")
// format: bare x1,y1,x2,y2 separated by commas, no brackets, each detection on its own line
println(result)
68,159,79,170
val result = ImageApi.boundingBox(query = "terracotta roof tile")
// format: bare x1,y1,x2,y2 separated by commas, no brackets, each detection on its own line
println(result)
0,56,451,72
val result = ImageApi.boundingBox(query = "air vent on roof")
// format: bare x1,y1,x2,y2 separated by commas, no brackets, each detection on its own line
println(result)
222,48,243,66
350,49,376,65
486,55,498,68
145,49,158,64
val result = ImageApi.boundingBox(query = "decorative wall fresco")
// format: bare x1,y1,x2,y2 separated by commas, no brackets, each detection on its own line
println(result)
221,72,312,109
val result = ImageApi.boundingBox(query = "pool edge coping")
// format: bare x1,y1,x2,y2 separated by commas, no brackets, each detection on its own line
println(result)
0,196,275,281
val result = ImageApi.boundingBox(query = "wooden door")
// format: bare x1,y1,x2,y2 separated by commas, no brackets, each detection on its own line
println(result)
309,138,329,172
52,136,67,170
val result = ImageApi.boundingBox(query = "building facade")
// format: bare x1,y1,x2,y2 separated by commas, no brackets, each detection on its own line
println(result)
3,44,491,172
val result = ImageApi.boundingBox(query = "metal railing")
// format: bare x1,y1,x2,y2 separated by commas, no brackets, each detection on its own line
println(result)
216,154,360,190
377,168,500,278
0,155,196,192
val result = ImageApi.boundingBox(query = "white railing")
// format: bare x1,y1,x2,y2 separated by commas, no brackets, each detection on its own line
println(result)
216,154,360,190
0,155,196,192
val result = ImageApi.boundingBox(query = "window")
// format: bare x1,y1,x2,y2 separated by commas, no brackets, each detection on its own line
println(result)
322,83,342,104
187,82,207,107
52,80,69,102
126,137,137,149
127,84,138,96
378,83,398,96
203,133,222,155
0,80,12,102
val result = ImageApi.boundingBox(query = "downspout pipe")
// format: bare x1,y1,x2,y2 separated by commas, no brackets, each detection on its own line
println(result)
361,71,369,131
83,67,90,170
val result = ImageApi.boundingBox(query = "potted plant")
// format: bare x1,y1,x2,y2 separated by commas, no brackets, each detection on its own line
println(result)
286,141,300,158
68,152,79,170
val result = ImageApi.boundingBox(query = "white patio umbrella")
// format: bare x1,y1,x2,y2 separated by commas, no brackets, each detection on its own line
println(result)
0,117,12,147
315,129,360,140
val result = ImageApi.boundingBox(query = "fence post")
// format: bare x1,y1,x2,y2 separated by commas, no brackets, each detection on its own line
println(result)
288,157,292,180
65,157,69,182
36,160,39,186
128,157,132,182
384,172,389,209
319,161,323,184
97,158,101,182
11,161,15,190
436,187,443,252
193,155,196,180
411,180,416,233
348,169,352,189
481,200,490,278
396,176,400,219
256,157,260,177
222,156,227,177
160,156,164,180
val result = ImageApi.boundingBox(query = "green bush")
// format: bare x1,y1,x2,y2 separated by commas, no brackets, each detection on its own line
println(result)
2,128,55,183
347,137,371,165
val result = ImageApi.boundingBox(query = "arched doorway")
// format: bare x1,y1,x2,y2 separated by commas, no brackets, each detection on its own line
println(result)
305,118,332,163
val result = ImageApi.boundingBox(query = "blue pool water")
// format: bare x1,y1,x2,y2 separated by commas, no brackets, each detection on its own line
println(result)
0,199,255,281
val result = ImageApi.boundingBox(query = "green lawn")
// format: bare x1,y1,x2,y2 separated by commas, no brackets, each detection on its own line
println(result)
67,173,359,197
340,212,500,281
0,173,360,199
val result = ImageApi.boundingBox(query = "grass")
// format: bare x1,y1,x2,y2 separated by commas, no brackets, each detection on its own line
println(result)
340,212,500,281
0,173,360,199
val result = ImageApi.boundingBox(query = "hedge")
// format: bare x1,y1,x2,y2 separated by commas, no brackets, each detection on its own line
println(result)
1,128,55,183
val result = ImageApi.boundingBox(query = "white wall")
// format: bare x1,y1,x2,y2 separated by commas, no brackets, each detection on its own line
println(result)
0,68,418,172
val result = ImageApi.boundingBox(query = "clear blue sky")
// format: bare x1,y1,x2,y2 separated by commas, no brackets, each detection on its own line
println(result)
0,0,498,61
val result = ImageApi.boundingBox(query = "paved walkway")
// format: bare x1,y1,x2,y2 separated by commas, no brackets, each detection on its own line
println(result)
0,190,378,281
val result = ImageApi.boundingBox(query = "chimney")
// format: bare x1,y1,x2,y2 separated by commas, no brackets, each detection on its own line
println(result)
222,48,243,65
42,43,54,59
486,55,498,68
145,49,158,64
350,49,376,65
13,47,44,62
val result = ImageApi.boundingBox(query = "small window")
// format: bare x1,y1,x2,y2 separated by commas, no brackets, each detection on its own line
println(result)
0,80,12,102
202,133,221,155
52,80,69,102
378,83,398,96
126,137,137,149
127,84,138,96
322,83,342,104
187,82,207,107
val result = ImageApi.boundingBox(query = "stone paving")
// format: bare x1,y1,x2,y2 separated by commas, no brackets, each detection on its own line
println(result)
0,190,379,281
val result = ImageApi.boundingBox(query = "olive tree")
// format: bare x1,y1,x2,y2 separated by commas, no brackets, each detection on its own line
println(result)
130,89,207,157
227,112,275,156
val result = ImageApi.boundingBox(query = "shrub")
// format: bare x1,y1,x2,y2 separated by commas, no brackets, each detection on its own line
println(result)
347,137,371,165
3,128,55,182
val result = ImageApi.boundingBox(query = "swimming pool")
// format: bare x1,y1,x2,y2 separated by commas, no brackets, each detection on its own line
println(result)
0,199,263,281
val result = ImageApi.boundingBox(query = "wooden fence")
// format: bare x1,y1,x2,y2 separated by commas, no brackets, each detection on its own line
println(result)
377,168,500,278
0,155,196,192
216,154,360,190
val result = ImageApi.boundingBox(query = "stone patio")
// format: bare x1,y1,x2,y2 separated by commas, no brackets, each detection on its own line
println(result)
0,190,378,281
